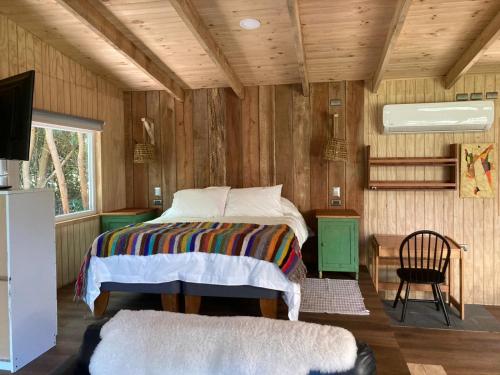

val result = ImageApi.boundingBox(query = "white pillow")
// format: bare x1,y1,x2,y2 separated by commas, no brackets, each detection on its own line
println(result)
224,185,283,217
163,187,230,218
280,197,302,218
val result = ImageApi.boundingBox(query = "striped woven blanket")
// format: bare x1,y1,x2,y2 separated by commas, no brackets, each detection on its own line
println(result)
76,222,306,298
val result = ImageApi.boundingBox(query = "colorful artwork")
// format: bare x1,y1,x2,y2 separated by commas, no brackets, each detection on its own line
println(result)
460,143,496,198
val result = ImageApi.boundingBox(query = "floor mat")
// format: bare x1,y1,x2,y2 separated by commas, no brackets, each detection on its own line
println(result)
300,278,369,315
383,300,500,332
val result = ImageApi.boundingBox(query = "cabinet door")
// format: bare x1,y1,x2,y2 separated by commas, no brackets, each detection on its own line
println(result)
319,219,357,270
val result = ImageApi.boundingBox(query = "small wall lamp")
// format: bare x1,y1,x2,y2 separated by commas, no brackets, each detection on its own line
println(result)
323,113,348,162
133,117,156,164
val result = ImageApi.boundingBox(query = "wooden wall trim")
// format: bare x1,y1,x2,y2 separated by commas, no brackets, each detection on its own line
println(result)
169,0,244,99
56,214,101,227
371,0,412,93
56,0,185,101
445,11,500,89
287,0,310,97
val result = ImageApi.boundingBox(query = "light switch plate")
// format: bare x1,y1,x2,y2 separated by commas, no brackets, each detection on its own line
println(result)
154,187,161,197
332,186,341,198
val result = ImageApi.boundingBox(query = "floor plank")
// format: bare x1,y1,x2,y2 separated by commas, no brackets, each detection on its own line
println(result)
3,268,500,374
485,305,500,322
408,363,447,375
395,327,500,374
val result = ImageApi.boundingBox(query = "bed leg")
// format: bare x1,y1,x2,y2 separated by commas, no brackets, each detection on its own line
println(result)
260,298,278,319
161,293,180,312
94,291,110,318
184,295,201,314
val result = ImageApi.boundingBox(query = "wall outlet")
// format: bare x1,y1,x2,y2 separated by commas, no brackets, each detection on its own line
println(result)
459,244,469,252
330,199,342,207
153,199,163,206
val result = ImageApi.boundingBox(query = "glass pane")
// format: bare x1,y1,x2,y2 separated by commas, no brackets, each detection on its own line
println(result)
20,126,93,216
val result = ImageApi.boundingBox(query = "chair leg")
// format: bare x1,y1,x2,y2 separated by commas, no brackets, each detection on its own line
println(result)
401,282,411,323
431,284,440,311
436,284,451,326
393,280,404,308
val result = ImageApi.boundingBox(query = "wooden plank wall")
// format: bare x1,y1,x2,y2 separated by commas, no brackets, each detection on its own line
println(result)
365,75,500,305
124,82,365,266
0,15,126,287
55,216,100,288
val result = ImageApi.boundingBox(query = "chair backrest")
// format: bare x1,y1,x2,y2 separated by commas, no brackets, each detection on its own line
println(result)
399,230,451,275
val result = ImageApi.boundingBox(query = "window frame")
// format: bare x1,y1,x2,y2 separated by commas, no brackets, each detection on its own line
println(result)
30,121,97,222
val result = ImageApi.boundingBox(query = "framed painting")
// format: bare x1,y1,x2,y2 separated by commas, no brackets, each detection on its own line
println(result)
460,143,496,198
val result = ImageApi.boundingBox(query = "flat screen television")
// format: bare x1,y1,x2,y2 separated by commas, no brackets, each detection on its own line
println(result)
0,70,35,161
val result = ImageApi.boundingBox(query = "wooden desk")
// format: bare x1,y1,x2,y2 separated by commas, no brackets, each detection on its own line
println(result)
370,234,464,320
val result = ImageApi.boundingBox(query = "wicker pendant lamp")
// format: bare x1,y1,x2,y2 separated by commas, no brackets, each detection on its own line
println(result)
323,113,348,162
134,117,155,164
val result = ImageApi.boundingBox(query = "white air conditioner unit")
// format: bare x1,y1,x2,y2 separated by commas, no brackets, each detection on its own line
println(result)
383,100,494,134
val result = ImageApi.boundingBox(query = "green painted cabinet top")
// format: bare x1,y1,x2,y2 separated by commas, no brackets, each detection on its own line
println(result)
100,208,158,233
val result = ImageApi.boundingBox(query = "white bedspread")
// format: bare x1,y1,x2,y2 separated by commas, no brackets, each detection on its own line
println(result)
84,214,308,320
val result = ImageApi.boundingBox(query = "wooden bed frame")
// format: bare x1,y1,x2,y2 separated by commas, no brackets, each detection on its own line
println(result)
93,286,280,319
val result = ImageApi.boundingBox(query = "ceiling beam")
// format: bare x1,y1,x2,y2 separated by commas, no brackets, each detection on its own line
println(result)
287,0,309,97
445,11,500,89
371,0,412,93
57,0,185,102
169,0,245,99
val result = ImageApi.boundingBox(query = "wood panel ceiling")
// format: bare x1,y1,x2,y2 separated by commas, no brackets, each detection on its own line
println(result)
0,0,163,90
2,0,500,91
385,0,500,79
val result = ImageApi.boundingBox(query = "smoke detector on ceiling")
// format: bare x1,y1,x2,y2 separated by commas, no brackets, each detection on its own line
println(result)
239,18,261,30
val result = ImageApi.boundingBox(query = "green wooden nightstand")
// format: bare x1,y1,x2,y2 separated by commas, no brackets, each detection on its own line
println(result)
316,209,360,280
100,208,158,233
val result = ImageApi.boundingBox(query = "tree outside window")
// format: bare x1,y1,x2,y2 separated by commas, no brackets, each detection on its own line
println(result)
20,125,95,217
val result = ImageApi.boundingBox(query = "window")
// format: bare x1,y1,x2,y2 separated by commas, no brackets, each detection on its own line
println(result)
20,123,96,219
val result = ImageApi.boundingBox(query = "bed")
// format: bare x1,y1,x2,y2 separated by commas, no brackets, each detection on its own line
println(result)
76,186,309,320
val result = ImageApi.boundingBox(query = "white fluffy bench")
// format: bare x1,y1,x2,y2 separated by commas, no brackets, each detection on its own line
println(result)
89,310,359,375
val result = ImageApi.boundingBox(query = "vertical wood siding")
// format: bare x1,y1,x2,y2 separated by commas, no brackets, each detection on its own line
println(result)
124,82,365,267
366,75,500,305
55,216,100,288
0,15,126,287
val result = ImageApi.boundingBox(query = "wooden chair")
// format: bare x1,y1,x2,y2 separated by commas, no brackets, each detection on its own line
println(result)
393,230,451,326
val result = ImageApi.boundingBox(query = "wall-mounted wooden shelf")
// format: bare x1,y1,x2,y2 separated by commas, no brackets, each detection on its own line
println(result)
367,145,458,190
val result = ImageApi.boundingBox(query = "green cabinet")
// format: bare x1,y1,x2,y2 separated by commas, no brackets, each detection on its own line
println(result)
317,210,359,279
101,208,158,233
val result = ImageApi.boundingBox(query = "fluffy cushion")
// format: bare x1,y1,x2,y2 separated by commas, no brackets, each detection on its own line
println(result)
89,310,357,375
163,187,230,218
224,185,283,217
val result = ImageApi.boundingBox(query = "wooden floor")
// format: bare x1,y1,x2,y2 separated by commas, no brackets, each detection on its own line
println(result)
3,268,500,374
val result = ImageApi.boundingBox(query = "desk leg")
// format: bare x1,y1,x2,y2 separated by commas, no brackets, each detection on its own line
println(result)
375,254,379,293
460,254,465,320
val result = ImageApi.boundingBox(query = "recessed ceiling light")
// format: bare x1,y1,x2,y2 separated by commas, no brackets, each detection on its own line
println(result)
239,18,261,30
